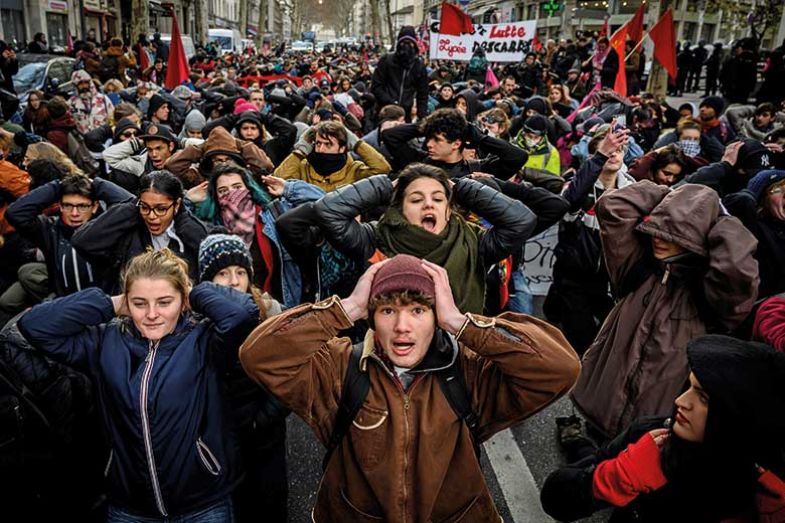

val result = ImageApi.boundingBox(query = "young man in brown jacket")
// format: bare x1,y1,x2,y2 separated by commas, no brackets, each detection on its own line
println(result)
240,254,581,522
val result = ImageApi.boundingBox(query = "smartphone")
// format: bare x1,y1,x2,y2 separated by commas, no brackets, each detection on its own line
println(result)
612,114,627,132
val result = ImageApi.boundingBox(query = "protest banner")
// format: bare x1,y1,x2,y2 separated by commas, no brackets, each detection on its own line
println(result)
522,224,558,295
429,20,537,62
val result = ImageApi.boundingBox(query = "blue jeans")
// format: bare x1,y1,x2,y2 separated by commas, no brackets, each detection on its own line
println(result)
508,268,535,315
107,498,234,523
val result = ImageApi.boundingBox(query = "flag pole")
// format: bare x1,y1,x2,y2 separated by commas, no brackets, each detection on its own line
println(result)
624,30,650,61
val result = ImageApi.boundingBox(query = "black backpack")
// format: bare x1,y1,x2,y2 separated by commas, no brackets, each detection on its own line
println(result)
322,342,480,470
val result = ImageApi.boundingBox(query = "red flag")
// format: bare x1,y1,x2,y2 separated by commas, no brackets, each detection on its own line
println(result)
66,30,74,53
626,3,646,44
599,18,609,39
138,44,150,71
648,8,678,80
164,12,190,89
532,32,543,52
485,66,499,91
609,24,628,97
439,2,473,36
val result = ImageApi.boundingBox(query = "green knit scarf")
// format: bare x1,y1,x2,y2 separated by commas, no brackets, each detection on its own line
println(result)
376,207,485,313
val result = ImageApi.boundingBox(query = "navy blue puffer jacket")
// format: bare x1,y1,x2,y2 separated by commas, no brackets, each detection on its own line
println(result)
18,283,258,518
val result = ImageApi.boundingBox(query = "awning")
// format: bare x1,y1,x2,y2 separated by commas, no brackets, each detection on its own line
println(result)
392,5,414,15
83,6,116,17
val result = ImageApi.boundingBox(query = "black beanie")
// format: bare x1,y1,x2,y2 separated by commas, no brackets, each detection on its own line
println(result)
525,96,548,116
147,94,169,120
699,96,725,116
687,335,785,457
113,117,141,141
397,26,418,46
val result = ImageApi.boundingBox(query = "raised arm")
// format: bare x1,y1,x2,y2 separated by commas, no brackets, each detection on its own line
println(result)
380,123,427,172
453,177,537,266
71,200,139,265
313,175,391,261
17,287,113,373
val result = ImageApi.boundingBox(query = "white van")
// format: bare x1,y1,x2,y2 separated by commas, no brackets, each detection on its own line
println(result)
149,33,196,60
208,28,243,54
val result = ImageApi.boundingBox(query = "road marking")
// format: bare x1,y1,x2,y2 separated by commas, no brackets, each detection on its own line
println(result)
484,428,554,523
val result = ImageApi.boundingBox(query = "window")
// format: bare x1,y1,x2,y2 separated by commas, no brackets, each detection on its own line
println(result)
46,12,68,48
1,8,25,44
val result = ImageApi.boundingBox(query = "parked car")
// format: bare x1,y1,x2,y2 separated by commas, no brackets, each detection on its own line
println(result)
290,40,314,53
12,54,76,108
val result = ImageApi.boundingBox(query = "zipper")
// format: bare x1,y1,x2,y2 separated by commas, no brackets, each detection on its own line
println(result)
402,392,410,522
140,340,167,516
71,248,82,291
61,253,68,288
399,68,408,104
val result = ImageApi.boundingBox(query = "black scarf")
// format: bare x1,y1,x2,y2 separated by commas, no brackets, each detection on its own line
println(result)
307,151,348,177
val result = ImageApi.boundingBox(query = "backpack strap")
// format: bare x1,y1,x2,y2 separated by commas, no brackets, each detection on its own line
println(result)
435,352,481,458
322,342,370,471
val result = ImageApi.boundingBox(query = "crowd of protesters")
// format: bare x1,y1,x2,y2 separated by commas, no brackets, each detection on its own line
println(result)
0,22,784,523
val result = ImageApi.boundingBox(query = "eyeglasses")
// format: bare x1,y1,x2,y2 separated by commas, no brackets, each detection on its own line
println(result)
137,201,176,217
61,203,93,212
121,131,138,139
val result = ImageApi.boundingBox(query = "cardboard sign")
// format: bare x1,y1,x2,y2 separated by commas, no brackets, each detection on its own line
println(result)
522,224,558,296
429,20,537,62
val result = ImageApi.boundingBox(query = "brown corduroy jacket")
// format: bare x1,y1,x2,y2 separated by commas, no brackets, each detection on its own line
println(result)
239,296,580,522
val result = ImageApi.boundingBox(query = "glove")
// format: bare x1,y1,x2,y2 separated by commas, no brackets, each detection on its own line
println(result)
294,127,315,157
345,129,360,151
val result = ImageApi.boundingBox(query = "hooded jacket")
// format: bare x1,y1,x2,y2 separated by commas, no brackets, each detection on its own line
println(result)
274,139,390,193
18,284,258,518
572,181,759,437
68,70,114,136
371,50,429,120
200,111,298,167
45,112,77,154
6,178,134,297
238,296,580,522
165,127,274,189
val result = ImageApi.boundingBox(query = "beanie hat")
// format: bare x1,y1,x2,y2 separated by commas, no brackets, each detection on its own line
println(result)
687,335,785,455
113,117,141,141
699,96,725,116
747,169,785,202
523,114,548,136
233,99,258,115
524,96,548,116
396,26,418,46
147,94,169,120
198,234,254,283
369,255,435,302
235,110,262,129
737,138,772,177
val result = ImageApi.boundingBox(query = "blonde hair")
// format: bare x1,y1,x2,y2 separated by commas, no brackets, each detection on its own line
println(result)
121,248,192,305
26,142,84,176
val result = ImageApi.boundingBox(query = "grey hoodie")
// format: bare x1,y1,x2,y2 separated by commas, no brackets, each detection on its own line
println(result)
178,110,207,142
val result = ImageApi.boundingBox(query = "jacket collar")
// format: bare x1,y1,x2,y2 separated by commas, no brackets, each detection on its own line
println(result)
359,327,458,376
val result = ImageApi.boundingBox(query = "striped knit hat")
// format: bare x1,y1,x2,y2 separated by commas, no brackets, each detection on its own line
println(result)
198,234,254,283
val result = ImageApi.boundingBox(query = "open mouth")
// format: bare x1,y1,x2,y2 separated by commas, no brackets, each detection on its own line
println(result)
421,214,437,232
391,341,415,356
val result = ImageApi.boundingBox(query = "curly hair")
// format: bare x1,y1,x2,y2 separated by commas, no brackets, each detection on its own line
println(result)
419,108,467,144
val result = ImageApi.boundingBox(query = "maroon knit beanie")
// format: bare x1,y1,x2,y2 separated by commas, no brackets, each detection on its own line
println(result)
369,254,435,302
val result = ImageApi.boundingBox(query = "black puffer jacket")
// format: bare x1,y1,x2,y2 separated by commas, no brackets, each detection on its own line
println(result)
0,313,106,519
71,201,216,292
313,174,536,267
371,53,429,120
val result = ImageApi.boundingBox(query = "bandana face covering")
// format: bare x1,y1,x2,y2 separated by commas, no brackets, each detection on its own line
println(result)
678,139,701,158
308,151,348,177
218,188,256,246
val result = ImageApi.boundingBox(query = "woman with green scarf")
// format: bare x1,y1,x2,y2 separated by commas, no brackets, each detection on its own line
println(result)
312,163,537,313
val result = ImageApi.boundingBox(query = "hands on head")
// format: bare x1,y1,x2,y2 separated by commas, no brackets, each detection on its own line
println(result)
340,259,466,334
597,127,630,158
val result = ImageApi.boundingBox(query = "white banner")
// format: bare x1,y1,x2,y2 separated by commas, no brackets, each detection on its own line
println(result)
522,224,558,296
429,20,537,62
